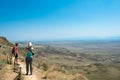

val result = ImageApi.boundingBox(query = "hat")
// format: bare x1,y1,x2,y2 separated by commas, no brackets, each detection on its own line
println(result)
28,42,32,47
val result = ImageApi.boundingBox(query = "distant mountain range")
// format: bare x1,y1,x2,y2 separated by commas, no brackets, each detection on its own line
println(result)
1,35,120,43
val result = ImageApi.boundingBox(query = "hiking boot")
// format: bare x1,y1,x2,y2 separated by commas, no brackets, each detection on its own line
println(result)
26,73,28,75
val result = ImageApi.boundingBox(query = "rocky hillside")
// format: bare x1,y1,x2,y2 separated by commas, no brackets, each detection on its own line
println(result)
0,36,13,47
0,36,14,80
0,37,89,80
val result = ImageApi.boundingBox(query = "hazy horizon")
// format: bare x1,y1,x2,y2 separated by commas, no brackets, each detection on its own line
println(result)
9,36,120,42
0,0,120,41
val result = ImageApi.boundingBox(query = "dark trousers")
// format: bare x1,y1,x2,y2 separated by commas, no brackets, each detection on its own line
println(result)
26,57,33,74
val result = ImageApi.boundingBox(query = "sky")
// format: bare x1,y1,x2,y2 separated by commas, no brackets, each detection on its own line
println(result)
0,0,120,41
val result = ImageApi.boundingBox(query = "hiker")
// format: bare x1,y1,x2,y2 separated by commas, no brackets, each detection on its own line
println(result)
25,42,34,75
28,42,34,55
12,43,19,65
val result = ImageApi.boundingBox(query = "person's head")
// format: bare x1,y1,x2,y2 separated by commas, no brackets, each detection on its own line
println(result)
28,42,32,47
15,43,19,46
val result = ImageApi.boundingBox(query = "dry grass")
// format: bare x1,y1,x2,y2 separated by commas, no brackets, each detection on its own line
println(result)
35,61,88,80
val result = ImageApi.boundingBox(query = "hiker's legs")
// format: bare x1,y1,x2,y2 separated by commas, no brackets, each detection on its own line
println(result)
26,57,33,75
26,58,30,74
15,54,19,64
30,58,33,75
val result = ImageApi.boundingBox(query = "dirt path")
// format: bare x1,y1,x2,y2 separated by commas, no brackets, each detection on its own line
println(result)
2,61,43,80
19,62,38,80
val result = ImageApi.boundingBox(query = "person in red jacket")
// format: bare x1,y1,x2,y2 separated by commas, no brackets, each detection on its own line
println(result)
13,43,19,65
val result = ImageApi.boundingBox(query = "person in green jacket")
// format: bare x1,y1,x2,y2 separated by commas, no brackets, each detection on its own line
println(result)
25,47,33,75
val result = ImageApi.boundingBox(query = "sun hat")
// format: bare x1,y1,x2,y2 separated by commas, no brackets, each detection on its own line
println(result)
28,42,32,47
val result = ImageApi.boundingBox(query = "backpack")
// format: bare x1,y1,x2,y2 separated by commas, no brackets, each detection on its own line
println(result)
12,47,15,54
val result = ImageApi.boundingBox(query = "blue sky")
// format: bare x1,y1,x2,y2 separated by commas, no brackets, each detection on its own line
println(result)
0,0,120,41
